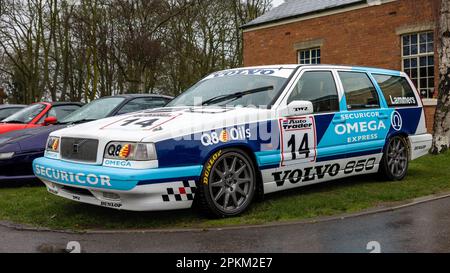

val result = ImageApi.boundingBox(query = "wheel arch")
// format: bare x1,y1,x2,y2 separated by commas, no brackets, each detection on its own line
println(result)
385,132,411,161
202,144,265,200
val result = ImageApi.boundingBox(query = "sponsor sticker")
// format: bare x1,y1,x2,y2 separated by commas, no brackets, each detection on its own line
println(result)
391,111,403,131
202,150,222,185
201,126,251,147
34,164,112,187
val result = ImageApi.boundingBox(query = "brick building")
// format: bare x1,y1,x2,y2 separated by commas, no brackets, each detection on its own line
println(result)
242,0,439,132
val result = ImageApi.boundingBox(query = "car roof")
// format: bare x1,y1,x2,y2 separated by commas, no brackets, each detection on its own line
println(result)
234,64,402,77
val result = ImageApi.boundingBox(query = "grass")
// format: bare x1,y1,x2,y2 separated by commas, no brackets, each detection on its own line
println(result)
0,152,449,231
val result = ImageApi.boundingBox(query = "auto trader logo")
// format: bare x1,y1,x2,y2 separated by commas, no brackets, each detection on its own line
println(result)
391,111,403,131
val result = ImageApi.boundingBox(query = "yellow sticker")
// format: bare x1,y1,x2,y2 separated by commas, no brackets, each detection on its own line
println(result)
203,150,222,185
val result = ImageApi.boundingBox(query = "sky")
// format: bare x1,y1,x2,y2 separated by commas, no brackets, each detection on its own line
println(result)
272,0,285,7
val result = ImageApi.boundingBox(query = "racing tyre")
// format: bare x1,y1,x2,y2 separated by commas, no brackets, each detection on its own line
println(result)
197,148,256,218
379,136,409,181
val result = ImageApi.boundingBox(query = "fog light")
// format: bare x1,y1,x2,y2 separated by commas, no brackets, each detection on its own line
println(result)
103,192,120,200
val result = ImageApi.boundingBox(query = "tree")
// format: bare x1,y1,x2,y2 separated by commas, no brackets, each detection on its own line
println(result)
432,0,450,154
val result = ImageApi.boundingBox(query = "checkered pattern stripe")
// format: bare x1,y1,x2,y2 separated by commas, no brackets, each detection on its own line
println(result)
162,180,197,202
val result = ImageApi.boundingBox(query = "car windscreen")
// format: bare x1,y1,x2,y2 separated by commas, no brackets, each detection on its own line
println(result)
0,108,22,120
2,104,46,124
59,97,125,124
167,69,294,108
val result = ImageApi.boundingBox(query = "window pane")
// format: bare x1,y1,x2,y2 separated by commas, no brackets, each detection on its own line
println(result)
403,35,410,46
411,68,418,79
420,44,427,53
420,33,427,43
411,58,417,68
373,74,418,107
427,43,434,53
427,32,434,42
338,72,380,110
411,44,418,55
288,71,339,113
403,46,410,56
312,50,316,58
411,34,418,44
420,56,427,66
404,59,410,68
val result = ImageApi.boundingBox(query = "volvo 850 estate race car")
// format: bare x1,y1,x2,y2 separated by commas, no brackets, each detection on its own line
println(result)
33,65,432,217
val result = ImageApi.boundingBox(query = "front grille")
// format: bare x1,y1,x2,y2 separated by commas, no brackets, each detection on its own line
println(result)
60,137,99,163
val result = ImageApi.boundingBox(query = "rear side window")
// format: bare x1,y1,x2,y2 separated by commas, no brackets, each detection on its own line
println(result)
288,71,339,113
338,72,380,111
373,74,418,107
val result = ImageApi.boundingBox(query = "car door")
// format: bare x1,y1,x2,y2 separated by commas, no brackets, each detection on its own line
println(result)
276,69,344,181
334,71,391,164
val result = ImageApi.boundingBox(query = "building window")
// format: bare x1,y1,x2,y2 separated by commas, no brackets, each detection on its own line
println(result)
298,48,321,64
402,31,434,98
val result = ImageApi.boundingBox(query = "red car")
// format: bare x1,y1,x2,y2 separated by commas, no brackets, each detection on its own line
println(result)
0,102,82,134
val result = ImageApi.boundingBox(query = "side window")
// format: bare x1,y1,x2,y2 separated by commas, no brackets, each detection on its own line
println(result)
288,71,339,113
338,72,380,111
117,98,168,115
373,74,418,107
45,105,80,121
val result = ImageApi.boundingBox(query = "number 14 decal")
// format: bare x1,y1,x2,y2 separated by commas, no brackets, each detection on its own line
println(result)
280,116,317,166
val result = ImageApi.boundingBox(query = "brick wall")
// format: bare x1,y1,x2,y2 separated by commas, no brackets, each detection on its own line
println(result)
424,101,437,134
243,0,438,133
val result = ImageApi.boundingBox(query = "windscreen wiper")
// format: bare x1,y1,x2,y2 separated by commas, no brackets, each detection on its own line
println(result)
66,119,97,125
201,86,274,106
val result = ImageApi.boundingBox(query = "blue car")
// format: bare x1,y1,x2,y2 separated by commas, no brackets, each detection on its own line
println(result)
0,94,172,181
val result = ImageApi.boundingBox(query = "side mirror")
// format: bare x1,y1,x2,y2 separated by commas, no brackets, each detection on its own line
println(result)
282,100,314,117
44,116,57,126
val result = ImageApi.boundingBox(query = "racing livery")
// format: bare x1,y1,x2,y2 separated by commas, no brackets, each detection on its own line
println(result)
33,65,432,217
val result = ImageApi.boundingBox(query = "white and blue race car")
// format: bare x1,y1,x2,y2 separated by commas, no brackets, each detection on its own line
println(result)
33,65,432,217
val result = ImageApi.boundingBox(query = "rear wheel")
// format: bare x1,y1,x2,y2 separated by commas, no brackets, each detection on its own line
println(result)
379,136,409,181
197,148,256,218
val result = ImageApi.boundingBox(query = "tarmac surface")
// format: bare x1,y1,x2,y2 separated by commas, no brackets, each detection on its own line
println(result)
1,196,450,253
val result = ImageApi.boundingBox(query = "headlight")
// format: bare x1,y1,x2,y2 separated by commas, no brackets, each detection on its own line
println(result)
46,137,60,153
0,152,14,160
104,142,157,161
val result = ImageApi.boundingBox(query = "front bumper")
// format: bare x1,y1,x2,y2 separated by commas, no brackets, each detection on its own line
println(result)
33,157,203,211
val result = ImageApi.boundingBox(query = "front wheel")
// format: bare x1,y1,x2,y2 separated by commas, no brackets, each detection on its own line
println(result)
196,149,256,218
379,136,409,181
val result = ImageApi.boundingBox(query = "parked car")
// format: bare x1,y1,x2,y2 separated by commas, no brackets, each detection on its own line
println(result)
33,65,432,217
0,102,83,135
0,104,27,121
0,94,172,181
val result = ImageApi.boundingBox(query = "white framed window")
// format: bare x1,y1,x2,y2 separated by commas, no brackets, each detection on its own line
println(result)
298,48,321,65
401,31,435,98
